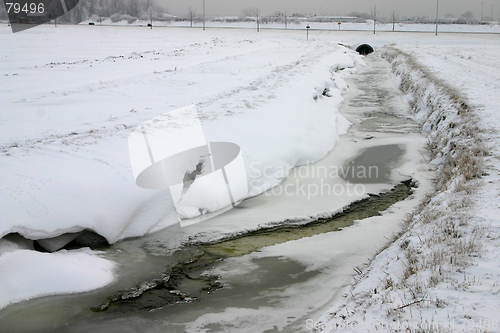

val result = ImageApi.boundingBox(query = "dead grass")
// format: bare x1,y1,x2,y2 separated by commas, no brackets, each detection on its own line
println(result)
378,45,486,308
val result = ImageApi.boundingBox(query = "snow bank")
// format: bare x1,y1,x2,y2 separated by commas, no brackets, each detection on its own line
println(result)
314,45,496,332
0,26,362,309
0,246,115,310
0,26,361,245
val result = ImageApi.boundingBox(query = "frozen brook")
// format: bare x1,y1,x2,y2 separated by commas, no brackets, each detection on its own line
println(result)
0,51,433,332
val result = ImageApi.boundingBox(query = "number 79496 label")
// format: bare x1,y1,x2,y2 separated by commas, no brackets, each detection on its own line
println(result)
5,2,45,14
3,0,81,33
460,319,498,330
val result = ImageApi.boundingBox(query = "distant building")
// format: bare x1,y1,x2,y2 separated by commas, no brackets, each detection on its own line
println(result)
14,12,49,24
309,16,360,23
27,12,49,24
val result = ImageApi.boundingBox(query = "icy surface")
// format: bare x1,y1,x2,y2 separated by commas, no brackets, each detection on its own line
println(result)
0,246,115,310
175,54,432,333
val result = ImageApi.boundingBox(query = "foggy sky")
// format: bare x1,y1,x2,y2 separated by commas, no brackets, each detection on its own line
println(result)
157,0,498,20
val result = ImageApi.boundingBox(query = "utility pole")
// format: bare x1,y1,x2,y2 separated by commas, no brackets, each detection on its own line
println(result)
392,11,397,31
481,2,484,22
256,8,259,32
203,0,205,30
373,5,376,34
435,0,439,35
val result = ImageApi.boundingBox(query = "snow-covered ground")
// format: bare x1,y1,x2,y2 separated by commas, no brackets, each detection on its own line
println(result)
79,18,500,34
312,32,500,333
0,246,115,310
0,24,362,242
1,23,499,330
1,24,363,310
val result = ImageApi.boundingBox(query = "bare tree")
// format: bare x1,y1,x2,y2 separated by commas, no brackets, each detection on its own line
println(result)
147,3,156,28
188,6,195,27
128,0,141,18
392,11,398,31
94,0,103,25
243,7,260,31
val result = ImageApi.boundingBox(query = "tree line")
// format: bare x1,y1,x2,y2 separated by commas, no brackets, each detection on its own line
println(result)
0,0,165,23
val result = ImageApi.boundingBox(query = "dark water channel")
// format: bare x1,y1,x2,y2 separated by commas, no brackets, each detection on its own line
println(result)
92,179,413,314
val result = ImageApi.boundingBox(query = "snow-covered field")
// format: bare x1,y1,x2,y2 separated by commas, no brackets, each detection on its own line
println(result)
1,23,499,331
0,24,363,241
80,18,500,34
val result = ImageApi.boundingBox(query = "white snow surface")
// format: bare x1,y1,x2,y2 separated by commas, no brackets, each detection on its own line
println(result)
0,245,115,310
1,23,500,325
313,35,500,332
0,24,361,310
1,25,360,243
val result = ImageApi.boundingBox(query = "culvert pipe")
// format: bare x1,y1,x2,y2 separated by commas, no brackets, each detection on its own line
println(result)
355,44,374,55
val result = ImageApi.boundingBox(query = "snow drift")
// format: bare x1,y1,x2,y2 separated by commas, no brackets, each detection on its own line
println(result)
0,26,362,310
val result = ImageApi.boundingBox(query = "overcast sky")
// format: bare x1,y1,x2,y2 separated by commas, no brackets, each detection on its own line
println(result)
157,0,498,20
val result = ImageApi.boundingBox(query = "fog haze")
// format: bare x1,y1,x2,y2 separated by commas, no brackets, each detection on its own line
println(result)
158,0,497,20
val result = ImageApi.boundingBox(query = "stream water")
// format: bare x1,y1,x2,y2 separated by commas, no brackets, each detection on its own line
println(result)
0,55,428,333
